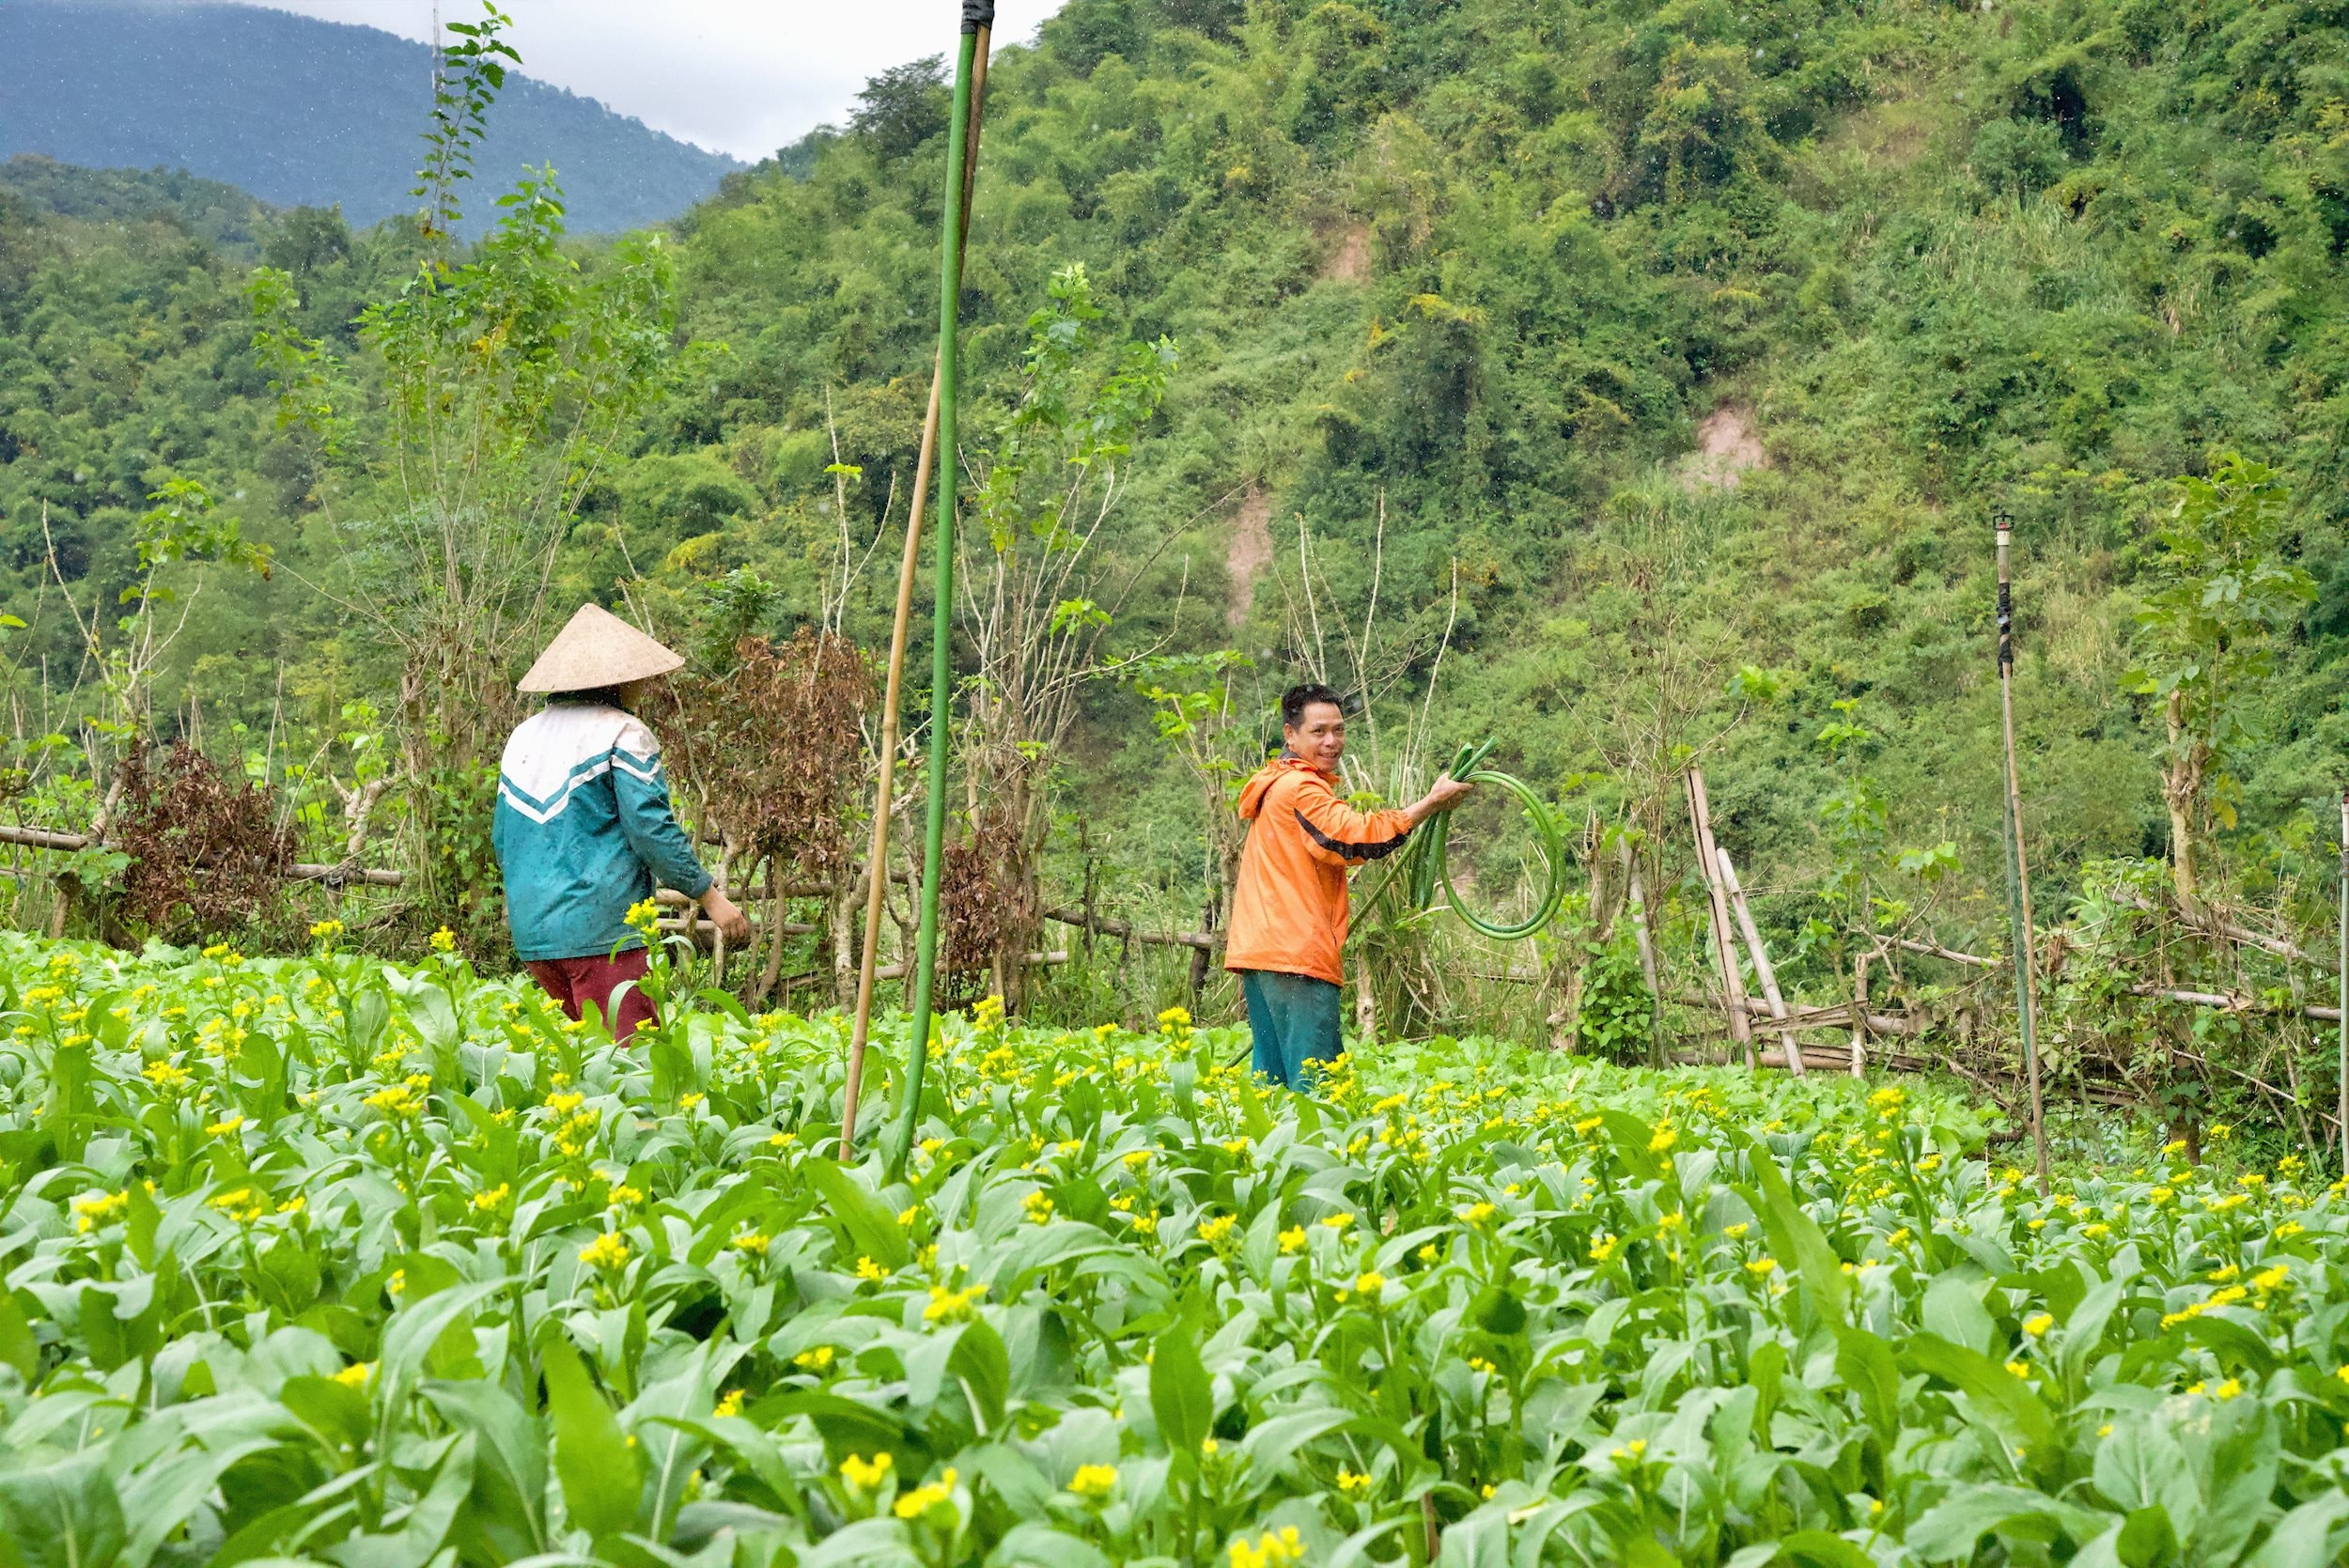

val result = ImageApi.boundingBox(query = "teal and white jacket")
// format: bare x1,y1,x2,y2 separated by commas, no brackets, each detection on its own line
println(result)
491,699,711,962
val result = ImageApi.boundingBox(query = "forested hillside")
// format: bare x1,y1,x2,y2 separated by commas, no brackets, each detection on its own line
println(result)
3,0,2348,1130
662,0,2349,950
0,0,740,233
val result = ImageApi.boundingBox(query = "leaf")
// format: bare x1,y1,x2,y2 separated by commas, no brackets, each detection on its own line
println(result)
277,1374,371,1455
423,1379,549,1559
1831,1324,1899,1448
0,1294,37,1383
1921,1272,1995,1355
1777,1530,1877,1568
2117,1506,2178,1568
328,1437,473,1568
947,1316,1009,1433
961,1442,1051,1518
672,1499,799,1552
542,1335,643,1541
800,1159,910,1271
1906,1483,2097,1562
992,1521,1112,1568
1148,1322,1213,1458
2246,1493,2349,1568
1901,1332,2054,1452
116,1436,276,1568
1238,1407,1356,1473
2092,1419,2190,1519
1743,1144,1848,1327
0,1453,126,1568
379,1279,504,1399
1597,1109,1664,1183
2057,1280,2124,1388
2182,1312,2279,1377
763,1390,913,1459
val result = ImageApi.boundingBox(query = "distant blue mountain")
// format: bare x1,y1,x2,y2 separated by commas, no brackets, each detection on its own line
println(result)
0,0,743,234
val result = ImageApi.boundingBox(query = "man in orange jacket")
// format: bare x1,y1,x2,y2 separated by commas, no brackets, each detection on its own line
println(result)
1225,682,1472,1088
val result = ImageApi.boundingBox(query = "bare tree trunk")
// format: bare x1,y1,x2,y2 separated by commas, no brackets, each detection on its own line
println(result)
756,856,787,1004
1547,826,1607,1051
2158,935,2201,1161
832,869,858,1008
710,838,737,988
1627,865,1664,1064
1188,895,1212,1003
2164,689,2202,917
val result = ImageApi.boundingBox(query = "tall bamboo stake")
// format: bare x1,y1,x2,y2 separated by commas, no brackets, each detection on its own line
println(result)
1686,769,1753,1069
1717,846,1802,1077
1996,511,2049,1194
2338,795,2346,1175
835,23,992,1164
887,5,989,1182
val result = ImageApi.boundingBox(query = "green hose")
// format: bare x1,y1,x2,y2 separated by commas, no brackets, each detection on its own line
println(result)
1226,740,1568,1066
1399,740,1568,941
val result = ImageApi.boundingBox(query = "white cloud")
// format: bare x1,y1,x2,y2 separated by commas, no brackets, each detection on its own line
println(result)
227,0,1066,163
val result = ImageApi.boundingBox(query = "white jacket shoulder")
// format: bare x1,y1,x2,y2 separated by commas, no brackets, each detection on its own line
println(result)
502,704,645,769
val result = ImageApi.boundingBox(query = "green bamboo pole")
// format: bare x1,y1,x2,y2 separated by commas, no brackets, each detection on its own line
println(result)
837,23,991,1164
1996,512,2050,1195
889,6,988,1180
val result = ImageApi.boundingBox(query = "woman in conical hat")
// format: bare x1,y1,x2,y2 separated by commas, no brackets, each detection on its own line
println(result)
491,603,751,1036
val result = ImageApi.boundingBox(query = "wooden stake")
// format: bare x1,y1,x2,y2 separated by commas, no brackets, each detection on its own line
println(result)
1995,512,2049,1194
1685,768,1753,1069
838,32,992,1163
2338,794,2347,1175
1717,846,1803,1077
1850,951,1869,1079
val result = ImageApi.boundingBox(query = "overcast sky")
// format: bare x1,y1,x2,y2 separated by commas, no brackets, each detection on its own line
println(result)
232,1,1067,163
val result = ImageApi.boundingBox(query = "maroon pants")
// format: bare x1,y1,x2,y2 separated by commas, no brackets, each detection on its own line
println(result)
526,948,657,1037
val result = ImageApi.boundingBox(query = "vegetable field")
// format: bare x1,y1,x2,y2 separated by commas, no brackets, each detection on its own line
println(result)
3,935,2348,1568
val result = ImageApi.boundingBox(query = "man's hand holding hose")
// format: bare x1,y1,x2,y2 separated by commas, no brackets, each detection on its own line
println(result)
1404,773,1476,825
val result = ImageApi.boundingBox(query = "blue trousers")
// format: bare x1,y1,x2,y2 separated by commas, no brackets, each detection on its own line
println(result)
1239,970,1344,1090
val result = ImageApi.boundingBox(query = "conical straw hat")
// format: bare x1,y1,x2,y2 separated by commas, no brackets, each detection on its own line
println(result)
518,603,685,693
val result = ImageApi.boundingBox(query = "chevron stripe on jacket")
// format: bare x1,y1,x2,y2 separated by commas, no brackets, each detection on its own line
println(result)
491,699,711,962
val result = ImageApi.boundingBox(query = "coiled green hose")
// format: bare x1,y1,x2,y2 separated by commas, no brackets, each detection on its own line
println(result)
1401,739,1568,940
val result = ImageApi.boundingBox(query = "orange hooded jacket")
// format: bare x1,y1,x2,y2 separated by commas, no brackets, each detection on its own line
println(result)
1224,754,1414,986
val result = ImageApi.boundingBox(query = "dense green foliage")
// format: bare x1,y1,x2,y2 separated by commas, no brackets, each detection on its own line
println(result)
5,933,2349,1564
660,0,2349,940
9,0,2349,1136
0,1,739,234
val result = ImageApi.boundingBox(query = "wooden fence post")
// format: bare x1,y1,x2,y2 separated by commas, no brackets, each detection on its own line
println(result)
1685,768,1753,1069
1850,951,1869,1079
1717,846,1803,1077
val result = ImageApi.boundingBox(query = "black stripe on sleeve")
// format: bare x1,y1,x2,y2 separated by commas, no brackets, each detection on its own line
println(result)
1295,806,1412,862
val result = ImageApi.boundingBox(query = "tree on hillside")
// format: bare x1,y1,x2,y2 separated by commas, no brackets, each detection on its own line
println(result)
2128,456,2314,917
248,3,687,931
851,56,948,163
955,264,1175,1004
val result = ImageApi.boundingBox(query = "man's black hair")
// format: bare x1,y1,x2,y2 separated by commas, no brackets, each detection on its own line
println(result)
1281,682,1346,728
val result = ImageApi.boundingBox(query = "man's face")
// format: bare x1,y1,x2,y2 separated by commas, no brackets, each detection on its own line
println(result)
1283,701,1346,771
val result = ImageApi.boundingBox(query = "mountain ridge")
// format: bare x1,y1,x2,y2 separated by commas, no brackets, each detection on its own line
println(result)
0,0,743,235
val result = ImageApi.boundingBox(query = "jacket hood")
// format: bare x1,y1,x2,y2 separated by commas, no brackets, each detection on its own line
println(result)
1237,753,1328,820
